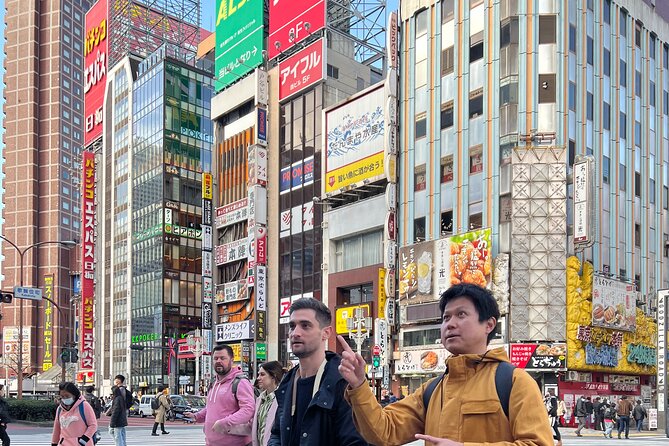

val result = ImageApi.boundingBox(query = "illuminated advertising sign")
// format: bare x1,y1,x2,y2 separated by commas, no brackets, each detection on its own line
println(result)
325,84,385,194
80,151,96,370
84,0,107,146
42,275,54,371
269,0,325,59
278,39,325,101
215,0,265,91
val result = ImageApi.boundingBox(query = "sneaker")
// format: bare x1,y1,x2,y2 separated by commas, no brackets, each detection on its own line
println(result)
151,433,159,436
162,431,170,435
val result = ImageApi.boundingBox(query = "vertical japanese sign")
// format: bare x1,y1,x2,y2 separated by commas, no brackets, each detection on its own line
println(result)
202,172,214,331
657,290,667,412
278,39,325,101
84,0,108,146
573,155,595,246
80,151,96,369
42,275,54,371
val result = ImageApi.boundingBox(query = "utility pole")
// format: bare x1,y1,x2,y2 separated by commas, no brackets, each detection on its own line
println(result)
346,307,371,355
187,329,203,395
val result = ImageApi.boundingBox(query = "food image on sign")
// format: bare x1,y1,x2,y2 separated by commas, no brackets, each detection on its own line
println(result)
449,230,491,287
509,343,567,370
592,274,636,332
420,350,438,371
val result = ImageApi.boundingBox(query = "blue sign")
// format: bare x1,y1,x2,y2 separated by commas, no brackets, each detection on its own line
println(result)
257,108,267,144
13,286,43,300
280,156,315,194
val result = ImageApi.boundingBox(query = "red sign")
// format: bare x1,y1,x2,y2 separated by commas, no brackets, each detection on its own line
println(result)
278,39,324,101
80,152,96,369
269,0,325,60
373,345,381,356
385,212,396,241
509,343,567,370
256,226,267,265
84,0,108,146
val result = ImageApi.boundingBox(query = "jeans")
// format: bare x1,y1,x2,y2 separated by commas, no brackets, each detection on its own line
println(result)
636,418,643,432
604,420,615,437
575,416,586,434
617,415,630,438
109,426,127,446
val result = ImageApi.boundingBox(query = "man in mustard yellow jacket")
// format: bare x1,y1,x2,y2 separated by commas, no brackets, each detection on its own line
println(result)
338,284,554,446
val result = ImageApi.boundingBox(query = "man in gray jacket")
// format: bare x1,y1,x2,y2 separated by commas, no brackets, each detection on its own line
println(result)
575,395,587,437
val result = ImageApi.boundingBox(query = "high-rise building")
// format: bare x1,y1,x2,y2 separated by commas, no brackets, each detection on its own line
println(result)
1,0,91,393
397,0,665,421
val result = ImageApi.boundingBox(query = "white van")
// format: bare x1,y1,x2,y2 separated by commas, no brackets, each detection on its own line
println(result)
137,395,156,418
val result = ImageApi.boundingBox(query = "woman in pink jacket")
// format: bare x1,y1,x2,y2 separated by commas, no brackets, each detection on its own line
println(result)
251,361,285,446
51,382,98,446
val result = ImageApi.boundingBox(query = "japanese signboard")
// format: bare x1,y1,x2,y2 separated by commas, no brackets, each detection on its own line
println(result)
80,151,96,369
3,327,30,369
215,198,248,228
395,348,450,375
592,274,637,332
399,229,492,304
335,304,371,335
215,320,255,342
202,302,213,330
509,343,567,370
573,156,595,245
84,0,107,146
256,265,267,311
215,0,265,91
248,145,268,186
215,280,248,305
202,173,213,200
325,84,385,194
387,11,398,69
42,275,54,371
278,39,324,101
214,238,248,265
378,269,387,319
657,290,667,394
280,201,315,238
269,0,325,59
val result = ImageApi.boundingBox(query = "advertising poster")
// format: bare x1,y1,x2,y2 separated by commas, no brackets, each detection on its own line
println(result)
394,348,450,375
509,343,567,370
84,0,107,145
269,0,325,59
592,274,637,332
278,39,324,101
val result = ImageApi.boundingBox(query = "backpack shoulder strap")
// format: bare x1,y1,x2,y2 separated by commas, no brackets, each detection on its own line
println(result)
422,373,445,413
231,375,242,400
78,403,88,427
495,361,516,419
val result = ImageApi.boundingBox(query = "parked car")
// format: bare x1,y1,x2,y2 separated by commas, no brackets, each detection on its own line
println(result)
137,395,156,418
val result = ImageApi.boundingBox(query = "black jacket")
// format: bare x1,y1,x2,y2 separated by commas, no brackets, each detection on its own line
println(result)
108,386,130,428
0,397,10,424
268,352,369,446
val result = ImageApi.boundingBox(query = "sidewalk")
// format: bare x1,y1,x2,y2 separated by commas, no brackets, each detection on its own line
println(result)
559,426,666,438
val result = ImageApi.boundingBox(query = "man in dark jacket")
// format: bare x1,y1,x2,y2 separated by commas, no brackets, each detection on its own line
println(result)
592,396,603,430
632,400,647,433
107,374,131,446
584,396,594,428
268,298,368,446
0,384,10,446
575,395,587,436
83,385,102,419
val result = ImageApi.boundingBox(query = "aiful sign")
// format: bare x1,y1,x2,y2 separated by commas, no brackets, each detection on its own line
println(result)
84,0,107,146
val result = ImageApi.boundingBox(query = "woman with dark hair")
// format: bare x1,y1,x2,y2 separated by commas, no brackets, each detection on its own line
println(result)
51,382,98,446
252,361,285,446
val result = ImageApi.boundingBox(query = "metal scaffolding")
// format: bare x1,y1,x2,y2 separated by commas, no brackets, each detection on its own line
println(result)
108,0,201,69
328,0,386,70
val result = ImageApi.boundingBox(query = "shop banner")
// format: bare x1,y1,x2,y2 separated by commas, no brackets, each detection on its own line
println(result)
592,274,636,332
509,343,567,370
395,348,450,375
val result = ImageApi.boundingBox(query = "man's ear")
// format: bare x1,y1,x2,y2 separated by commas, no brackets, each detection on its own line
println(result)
486,317,497,335
322,325,333,341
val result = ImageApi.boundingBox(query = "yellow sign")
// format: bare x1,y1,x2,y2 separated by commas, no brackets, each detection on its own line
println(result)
378,268,386,319
325,152,384,193
42,275,54,371
229,342,242,362
202,173,213,200
335,304,372,335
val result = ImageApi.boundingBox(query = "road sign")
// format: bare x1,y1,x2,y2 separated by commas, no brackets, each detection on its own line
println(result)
372,345,381,356
13,286,42,300
179,375,190,385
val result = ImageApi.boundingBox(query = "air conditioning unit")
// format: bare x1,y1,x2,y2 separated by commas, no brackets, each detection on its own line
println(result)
567,371,579,382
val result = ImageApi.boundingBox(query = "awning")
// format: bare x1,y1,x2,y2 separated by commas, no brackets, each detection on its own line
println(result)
37,365,63,385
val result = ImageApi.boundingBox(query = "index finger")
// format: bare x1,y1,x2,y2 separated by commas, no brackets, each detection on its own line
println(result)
337,335,354,354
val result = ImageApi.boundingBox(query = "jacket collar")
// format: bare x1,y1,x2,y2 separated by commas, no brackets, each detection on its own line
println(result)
280,351,342,410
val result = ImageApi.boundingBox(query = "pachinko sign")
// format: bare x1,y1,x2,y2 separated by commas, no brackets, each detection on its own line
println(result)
84,0,107,146
80,151,96,369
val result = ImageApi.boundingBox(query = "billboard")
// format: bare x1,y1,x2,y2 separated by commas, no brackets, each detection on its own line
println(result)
325,85,386,194
84,0,108,146
42,275,54,371
592,274,637,332
269,0,326,59
278,39,325,101
215,0,264,91
3,327,30,370
509,343,567,370
399,229,492,304
80,151,96,369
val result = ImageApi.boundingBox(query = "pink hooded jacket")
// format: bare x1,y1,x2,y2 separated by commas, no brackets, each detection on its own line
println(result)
51,396,98,446
194,366,256,446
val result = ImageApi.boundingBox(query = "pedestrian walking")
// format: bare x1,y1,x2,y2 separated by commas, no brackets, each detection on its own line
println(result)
185,344,255,446
592,396,603,430
575,395,587,436
585,396,594,429
338,284,554,446
151,385,172,436
83,386,103,420
603,403,617,438
616,395,633,439
251,361,284,446
106,374,132,446
51,382,98,446
632,400,647,433
545,392,562,446
0,384,10,446
268,298,369,446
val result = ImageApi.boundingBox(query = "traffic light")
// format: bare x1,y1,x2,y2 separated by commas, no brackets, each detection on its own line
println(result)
0,292,12,304
372,355,380,368
60,349,71,364
70,348,79,363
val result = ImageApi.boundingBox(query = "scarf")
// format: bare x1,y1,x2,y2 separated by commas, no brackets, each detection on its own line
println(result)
256,390,275,446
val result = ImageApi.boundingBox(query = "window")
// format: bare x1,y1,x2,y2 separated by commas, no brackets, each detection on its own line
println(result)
603,155,610,184
339,284,374,305
603,48,610,76
63,186,70,196
620,60,627,86
334,231,383,273
664,90,669,115
635,121,641,147
326,64,339,79
442,0,454,21
665,186,669,210
441,210,453,235
635,23,642,48
665,44,669,69
620,164,626,191
635,224,641,246
650,179,656,204
587,37,594,65
470,40,484,62
620,10,627,37
569,140,575,167
441,156,454,183
587,93,593,120
603,0,611,24
500,82,517,105
441,46,454,75
603,102,610,130
539,16,556,44
635,71,642,97
500,18,518,47
650,35,656,59
415,167,427,191
569,25,577,52
538,74,556,103
415,114,427,139
569,82,576,111
469,212,483,230
414,217,426,242
469,91,483,118
470,146,483,174
441,103,454,129
650,81,656,107
635,172,641,197
62,216,70,226
620,112,627,138
402,327,442,348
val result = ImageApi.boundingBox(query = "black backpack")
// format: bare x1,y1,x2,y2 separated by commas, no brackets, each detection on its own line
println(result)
422,361,516,418
151,396,161,410
232,374,261,400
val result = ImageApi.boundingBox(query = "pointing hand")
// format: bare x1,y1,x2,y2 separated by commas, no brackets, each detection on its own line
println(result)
337,335,367,389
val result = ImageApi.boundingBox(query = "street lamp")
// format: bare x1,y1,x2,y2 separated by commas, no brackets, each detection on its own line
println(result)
187,329,204,395
346,307,372,355
0,235,77,398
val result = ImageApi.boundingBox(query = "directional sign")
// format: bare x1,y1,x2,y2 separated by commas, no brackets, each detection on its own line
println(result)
13,286,42,301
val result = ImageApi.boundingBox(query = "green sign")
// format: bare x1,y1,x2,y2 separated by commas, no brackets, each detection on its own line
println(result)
215,0,265,91
255,343,267,360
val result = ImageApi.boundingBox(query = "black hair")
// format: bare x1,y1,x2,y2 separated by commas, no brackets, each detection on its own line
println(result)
85,385,95,393
213,343,234,359
260,361,285,386
58,382,81,400
438,283,500,344
157,385,166,392
114,374,126,383
289,297,332,328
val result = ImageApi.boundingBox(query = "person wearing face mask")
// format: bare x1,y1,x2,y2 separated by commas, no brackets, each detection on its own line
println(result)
51,382,98,446
106,374,132,446
251,361,285,446
0,384,10,446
